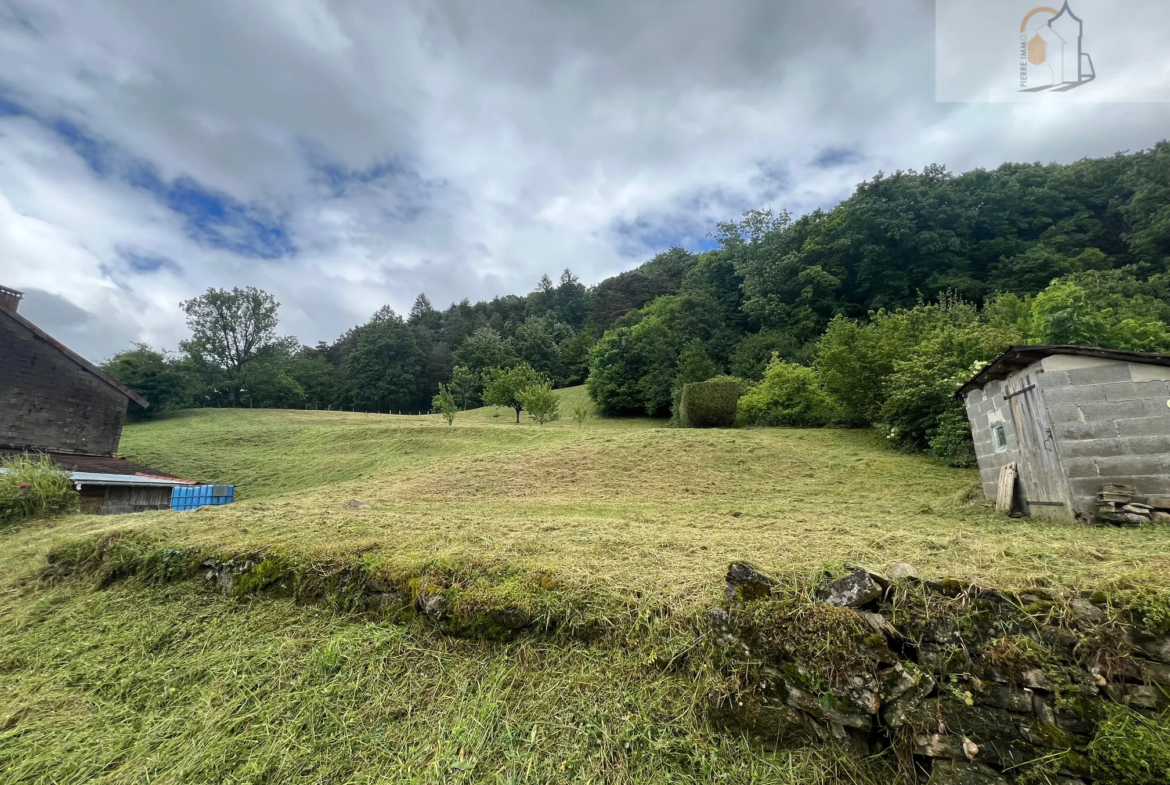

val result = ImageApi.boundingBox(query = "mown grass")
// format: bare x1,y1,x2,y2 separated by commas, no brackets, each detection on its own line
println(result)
2,387,1169,783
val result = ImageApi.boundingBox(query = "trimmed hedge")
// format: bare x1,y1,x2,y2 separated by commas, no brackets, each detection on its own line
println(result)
678,379,743,428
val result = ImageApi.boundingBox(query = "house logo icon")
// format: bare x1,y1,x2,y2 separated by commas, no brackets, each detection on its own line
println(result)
1018,2,1096,92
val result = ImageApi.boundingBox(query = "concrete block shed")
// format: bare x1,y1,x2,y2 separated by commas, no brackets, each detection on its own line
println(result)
957,345,1170,522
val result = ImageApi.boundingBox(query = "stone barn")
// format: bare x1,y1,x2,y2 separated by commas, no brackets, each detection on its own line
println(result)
1,284,149,453
957,345,1170,522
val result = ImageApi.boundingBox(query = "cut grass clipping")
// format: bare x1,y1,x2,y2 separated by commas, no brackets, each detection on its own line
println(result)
2,387,1170,783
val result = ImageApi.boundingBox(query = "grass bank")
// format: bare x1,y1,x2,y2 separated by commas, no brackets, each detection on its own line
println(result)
2,387,1168,783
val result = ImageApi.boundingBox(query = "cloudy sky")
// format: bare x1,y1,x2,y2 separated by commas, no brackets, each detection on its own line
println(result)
2,0,1169,361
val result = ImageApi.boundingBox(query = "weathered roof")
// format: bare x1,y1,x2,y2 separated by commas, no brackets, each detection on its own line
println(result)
0,449,186,480
69,471,196,488
0,307,149,408
956,345,1170,398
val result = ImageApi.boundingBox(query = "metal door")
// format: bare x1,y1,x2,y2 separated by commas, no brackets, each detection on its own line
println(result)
1005,372,1070,519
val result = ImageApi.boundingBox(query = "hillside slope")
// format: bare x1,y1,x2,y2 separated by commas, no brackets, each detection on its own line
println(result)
2,392,1169,784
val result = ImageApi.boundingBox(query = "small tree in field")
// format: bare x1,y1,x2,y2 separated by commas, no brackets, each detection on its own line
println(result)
571,403,591,427
482,363,544,423
518,384,560,425
432,383,457,426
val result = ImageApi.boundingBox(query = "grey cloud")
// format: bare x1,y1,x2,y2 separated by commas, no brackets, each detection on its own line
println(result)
1,0,1169,360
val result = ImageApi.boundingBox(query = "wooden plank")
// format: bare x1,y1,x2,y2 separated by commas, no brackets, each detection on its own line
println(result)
996,463,1017,514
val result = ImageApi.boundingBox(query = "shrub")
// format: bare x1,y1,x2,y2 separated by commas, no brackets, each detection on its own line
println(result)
432,384,457,426
1,455,79,526
678,378,744,428
517,383,560,425
737,358,836,427
571,403,592,427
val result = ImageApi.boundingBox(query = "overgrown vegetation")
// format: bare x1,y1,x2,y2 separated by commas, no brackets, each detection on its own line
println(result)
0,454,78,526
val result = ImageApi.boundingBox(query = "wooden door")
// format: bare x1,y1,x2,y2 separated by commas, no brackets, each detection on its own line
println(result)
1005,371,1070,519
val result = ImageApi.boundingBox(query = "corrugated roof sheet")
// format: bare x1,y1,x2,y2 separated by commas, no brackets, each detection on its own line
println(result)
956,345,1170,398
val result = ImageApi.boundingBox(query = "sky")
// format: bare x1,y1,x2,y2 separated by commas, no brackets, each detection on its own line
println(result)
2,0,1169,361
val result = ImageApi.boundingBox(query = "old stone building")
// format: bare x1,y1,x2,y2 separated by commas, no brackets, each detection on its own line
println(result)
1,284,148,454
958,345,1170,521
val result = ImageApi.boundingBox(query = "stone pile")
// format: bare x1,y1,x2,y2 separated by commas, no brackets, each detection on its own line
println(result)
1095,483,1170,526
712,562,1170,785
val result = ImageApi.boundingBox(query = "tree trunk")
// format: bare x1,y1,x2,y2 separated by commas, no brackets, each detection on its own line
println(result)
514,406,521,423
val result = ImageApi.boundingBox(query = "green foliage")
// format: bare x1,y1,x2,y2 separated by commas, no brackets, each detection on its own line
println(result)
571,403,592,427
678,378,744,428
878,301,1017,453
670,340,720,420
516,383,560,425
483,363,546,423
101,344,196,418
738,358,836,428
1088,706,1170,785
180,286,287,406
447,365,481,410
0,454,79,525
453,327,518,378
511,318,563,383
432,384,458,426
343,310,425,413
1029,278,1170,352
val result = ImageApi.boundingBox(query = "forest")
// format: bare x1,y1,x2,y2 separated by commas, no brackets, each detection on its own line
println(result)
104,141,1170,463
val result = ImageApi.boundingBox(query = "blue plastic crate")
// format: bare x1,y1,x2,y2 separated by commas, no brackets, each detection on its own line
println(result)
171,484,235,511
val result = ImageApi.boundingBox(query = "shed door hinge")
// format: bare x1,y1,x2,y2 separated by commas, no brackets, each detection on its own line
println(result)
1004,384,1037,399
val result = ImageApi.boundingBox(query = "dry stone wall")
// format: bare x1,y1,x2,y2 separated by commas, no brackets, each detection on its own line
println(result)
713,563,1170,784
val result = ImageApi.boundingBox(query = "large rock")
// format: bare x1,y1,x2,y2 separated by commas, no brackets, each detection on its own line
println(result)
725,562,776,602
824,567,882,608
887,562,921,581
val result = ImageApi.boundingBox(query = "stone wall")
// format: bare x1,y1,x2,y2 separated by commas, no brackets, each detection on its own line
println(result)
0,312,128,455
714,562,1170,784
965,368,1030,506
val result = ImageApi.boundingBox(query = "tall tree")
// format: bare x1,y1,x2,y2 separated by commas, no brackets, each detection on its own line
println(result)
180,287,284,406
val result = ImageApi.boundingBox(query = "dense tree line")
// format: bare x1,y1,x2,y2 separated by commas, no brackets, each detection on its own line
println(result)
106,141,1170,462
103,253,696,418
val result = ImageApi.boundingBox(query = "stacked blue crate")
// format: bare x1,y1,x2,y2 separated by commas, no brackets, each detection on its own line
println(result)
170,484,235,511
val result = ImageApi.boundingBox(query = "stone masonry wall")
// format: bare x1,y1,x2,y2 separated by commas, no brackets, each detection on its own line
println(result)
0,312,128,455
715,562,1170,785
1038,357,1170,519
965,366,1032,504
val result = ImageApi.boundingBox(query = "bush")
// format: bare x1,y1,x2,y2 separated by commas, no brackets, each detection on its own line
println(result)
1,455,79,526
517,383,560,425
678,378,744,428
737,359,836,427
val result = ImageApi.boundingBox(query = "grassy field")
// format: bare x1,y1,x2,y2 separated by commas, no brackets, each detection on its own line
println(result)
2,388,1169,784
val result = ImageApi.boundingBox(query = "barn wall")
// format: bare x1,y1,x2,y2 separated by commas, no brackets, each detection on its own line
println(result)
1039,357,1170,517
99,486,173,515
0,313,128,455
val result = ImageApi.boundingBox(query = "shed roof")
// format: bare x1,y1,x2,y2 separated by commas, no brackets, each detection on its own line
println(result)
0,307,149,408
0,449,189,480
956,345,1170,398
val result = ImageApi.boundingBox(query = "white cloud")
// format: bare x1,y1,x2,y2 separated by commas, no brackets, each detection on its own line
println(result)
1,0,1169,360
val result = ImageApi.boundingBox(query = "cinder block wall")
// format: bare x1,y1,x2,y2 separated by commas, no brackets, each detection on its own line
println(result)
0,314,128,455
965,372,1028,502
1039,356,1170,517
